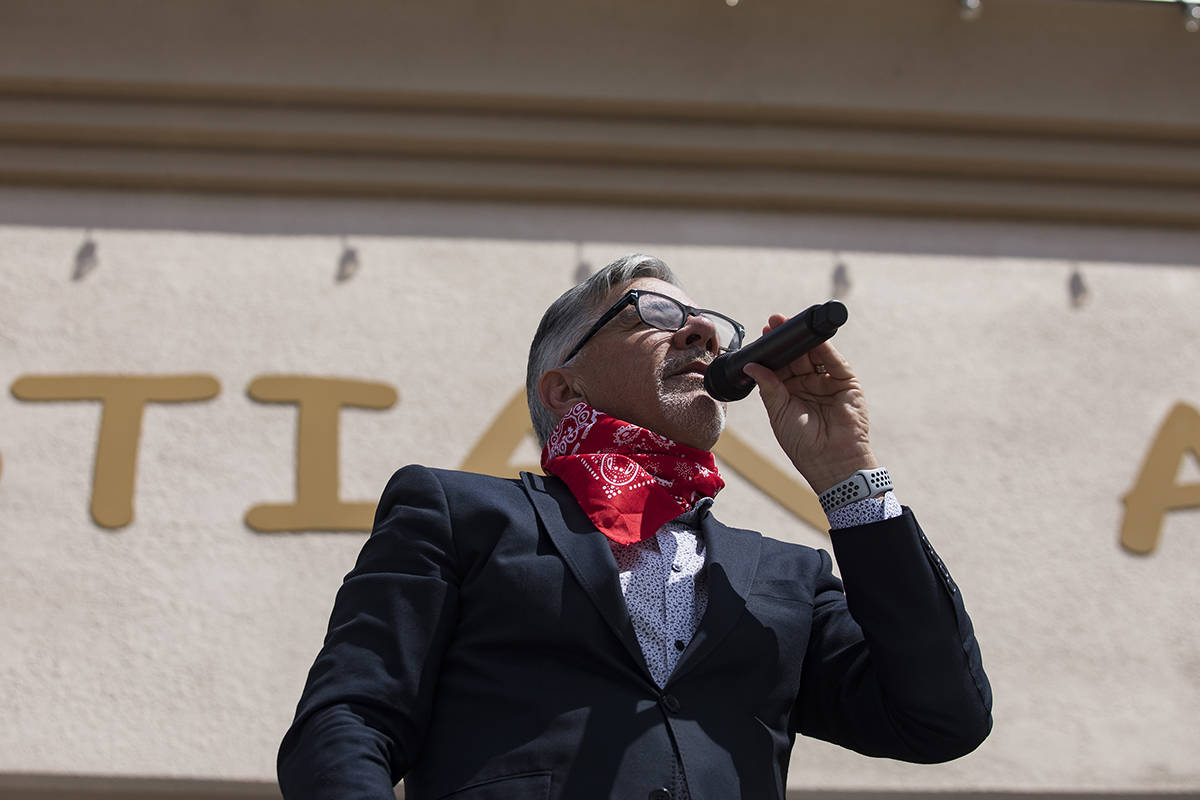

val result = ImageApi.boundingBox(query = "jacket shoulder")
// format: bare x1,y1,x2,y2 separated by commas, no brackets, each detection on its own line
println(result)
375,465,531,521
381,464,525,492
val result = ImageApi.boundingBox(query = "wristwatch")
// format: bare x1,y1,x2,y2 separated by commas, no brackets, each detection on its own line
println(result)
818,467,893,514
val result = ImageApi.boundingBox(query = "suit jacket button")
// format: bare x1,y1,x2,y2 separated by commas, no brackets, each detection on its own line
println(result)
649,789,672,800
660,694,681,713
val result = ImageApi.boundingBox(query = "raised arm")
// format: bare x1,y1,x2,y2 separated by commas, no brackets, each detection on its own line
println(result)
744,326,991,760
792,509,992,761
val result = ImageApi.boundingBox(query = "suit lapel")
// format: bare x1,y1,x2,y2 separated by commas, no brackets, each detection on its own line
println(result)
520,471,654,684
669,508,762,683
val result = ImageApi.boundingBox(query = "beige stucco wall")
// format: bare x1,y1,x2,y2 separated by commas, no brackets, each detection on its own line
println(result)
2,0,1199,793
1,187,1198,791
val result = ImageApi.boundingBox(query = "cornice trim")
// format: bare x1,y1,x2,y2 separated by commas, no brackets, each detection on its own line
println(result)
3,76,1199,144
2,77,1198,229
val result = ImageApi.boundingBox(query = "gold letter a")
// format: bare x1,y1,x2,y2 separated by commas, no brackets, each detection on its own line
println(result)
1121,402,1200,554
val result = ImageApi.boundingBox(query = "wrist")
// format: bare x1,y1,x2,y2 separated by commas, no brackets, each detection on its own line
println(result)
803,453,879,495
818,467,893,515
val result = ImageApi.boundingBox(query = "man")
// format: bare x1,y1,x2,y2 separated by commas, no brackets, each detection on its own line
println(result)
278,254,991,800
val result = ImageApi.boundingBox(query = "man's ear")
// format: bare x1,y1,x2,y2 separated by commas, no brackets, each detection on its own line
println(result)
537,368,586,418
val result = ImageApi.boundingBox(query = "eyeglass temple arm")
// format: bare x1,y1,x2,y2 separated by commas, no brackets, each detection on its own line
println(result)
559,293,637,365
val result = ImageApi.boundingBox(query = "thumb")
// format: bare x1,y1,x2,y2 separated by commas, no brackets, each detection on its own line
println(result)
741,363,788,412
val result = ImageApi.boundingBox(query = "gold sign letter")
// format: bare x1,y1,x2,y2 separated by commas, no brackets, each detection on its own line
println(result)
460,389,543,478
1121,402,1200,554
11,374,221,528
245,375,398,533
712,429,827,535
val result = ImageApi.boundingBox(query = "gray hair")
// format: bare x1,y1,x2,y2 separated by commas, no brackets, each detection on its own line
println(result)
526,253,680,446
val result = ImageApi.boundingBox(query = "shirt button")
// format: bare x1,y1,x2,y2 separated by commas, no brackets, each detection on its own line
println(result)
671,563,683,572
649,789,672,800
674,639,686,651
660,693,681,713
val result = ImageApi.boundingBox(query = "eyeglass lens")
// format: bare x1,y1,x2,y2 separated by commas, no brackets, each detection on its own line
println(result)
637,293,739,351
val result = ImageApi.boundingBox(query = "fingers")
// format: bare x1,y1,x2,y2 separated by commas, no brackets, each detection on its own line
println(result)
759,314,850,376
806,341,854,380
756,314,857,382
741,362,785,397
761,313,788,337
741,362,796,421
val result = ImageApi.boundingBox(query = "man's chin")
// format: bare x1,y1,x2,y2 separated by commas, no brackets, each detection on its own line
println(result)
659,385,726,450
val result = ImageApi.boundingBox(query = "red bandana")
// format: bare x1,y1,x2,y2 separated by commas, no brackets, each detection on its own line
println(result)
540,401,724,545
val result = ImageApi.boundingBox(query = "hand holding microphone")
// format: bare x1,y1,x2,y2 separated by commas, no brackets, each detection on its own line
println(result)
713,300,880,495
704,300,848,402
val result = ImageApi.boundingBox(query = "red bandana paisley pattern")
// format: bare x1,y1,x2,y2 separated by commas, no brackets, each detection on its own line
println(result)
541,401,724,545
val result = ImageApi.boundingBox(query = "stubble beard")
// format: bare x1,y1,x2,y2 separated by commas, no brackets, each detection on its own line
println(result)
657,353,727,450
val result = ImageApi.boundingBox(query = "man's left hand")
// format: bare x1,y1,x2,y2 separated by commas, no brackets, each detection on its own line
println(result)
741,315,879,495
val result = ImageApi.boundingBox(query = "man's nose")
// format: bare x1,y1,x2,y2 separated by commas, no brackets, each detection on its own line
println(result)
672,313,719,355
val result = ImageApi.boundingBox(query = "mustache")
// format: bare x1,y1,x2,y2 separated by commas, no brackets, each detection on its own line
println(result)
661,349,714,378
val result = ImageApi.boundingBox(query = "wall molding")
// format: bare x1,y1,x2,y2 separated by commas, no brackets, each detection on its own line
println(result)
2,77,1198,228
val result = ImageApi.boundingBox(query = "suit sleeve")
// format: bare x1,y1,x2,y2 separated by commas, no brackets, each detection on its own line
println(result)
791,508,993,762
278,465,461,799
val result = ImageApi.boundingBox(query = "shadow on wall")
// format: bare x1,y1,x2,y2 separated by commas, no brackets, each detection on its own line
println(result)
1,187,1199,269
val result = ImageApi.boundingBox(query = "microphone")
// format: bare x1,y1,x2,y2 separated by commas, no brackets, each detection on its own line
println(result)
703,300,848,402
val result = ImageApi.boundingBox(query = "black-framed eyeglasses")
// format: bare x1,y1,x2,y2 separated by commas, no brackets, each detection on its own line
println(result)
560,289,745,365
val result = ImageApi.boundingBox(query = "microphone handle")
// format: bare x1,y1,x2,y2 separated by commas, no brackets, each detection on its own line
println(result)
703,300,848,402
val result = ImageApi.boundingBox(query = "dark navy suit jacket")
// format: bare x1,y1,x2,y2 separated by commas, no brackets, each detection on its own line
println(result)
278,465,991,800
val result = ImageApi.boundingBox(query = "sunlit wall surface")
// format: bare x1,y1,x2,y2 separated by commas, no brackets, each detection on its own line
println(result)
1,0,1198,797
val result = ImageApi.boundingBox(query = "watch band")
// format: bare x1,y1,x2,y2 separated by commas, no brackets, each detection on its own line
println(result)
818,467,893,514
